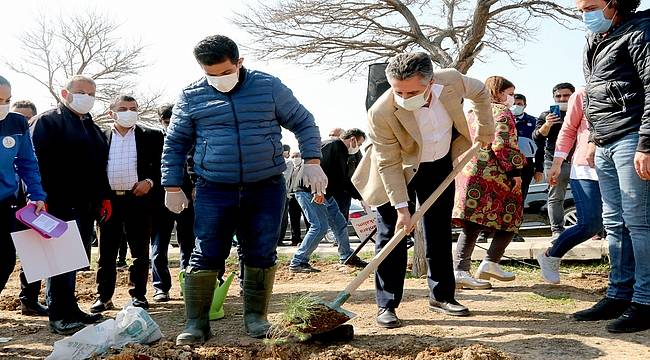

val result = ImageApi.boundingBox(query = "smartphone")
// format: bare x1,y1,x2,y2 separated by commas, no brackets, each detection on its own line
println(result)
549,105,561,118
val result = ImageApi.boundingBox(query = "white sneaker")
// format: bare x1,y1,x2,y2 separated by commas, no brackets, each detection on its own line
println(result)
475,260,515,282
455,270,492,290
537,252,561,284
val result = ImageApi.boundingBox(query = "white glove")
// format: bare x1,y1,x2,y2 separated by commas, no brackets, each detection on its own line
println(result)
165,189,189,214
302,163,328,195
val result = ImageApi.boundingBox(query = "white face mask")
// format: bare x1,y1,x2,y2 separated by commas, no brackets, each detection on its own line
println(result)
291,157,302,167
505,95,515,108
114,110,139,128
556,102,569,112
0,104,10,121
67,93,95,114
206,72,239,93
511,104,525,117
394,86,429,112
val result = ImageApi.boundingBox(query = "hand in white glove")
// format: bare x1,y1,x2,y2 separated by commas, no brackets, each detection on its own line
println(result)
165,189,189,214
302,163,328,195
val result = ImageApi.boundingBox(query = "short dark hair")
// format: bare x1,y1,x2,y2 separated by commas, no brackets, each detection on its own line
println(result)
158,103,173,120
12,100,37,115
610,0,641,15
193,35,239,66
341,128,366,141
109,95,138,110
282,144,291,152
484,76,515,102
0,75,10,87
552,83,575,95
514,94,526,104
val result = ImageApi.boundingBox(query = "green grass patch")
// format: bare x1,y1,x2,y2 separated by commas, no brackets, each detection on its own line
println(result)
526,292,575,306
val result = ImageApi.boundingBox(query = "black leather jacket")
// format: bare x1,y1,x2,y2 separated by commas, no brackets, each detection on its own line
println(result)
583,10,650,152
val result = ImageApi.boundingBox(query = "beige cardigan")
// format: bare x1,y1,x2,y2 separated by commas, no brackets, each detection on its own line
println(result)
352,69,495,207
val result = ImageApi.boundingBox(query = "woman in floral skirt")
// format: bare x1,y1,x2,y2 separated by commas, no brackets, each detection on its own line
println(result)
452,76,526,289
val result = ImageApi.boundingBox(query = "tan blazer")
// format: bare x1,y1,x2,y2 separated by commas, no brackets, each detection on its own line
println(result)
352,69,494,207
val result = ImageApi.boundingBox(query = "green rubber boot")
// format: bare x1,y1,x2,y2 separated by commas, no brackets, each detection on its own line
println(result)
243,265,277,338
175,269,217,345
179,271,234,320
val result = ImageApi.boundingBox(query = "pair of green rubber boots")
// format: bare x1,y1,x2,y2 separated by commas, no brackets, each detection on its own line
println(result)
175,265,277,345
178,270,234,321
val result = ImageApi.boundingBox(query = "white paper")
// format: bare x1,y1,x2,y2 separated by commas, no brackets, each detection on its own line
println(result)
11,221,90,283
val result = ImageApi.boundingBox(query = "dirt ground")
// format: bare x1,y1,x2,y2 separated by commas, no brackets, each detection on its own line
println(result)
0,255,649,360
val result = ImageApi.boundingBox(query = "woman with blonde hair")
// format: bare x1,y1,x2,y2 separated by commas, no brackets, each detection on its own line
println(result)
452,76,526,289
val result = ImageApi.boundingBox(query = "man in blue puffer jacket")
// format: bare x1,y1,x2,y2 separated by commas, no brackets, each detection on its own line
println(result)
161,35,326,345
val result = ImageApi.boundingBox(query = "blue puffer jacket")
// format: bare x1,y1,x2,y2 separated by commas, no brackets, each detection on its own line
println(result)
162,69,321,186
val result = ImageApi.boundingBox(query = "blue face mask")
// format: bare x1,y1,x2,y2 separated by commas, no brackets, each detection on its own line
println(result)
582,3,614,33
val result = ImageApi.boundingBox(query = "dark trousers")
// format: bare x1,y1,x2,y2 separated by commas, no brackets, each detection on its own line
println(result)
96,193,151,301
455,222,514,271
521,157,535,203
151,202,195,293
375,155,456,309
278,200,290,245
288,196,309,242
191,175,285,271
46,201,96,321
333,193,352,222
0,197,18,296
118,230,128,263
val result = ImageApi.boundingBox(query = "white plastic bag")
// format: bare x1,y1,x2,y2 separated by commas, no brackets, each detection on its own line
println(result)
47,306,163,360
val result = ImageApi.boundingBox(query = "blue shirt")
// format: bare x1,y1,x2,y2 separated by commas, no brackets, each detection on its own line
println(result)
0,112,46,202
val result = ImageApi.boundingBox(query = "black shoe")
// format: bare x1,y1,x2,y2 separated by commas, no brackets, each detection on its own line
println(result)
49,319,86,335
90,299,114,314
573,297,630,321
20,301,48,316
429,299,470,317
153,291,170,303
290,238,302,246
342,255,368,268
376,307,401,328
131,297,150,309
512,234,525,242
289,263,321,273
116,260,128,269
606,303,650,333
72,308,103,324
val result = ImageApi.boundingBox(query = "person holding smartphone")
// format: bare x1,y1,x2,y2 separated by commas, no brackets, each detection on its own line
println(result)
533,83,576,239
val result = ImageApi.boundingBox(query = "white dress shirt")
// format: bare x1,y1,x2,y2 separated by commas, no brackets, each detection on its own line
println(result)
107,126,139,191
395,85,453,209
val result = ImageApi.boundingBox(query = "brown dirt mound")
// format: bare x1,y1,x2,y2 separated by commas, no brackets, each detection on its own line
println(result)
102,342,512,360
299,304,350,334
0,295,20,311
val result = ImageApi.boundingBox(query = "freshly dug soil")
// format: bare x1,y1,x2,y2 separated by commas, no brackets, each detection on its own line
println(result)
297,303,351,335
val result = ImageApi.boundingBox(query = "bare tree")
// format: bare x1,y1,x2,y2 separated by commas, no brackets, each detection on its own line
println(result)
6,9,161,126
234,0,579,77
235,0,580,277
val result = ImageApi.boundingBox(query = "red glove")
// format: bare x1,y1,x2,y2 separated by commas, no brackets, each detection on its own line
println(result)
99,199,112,223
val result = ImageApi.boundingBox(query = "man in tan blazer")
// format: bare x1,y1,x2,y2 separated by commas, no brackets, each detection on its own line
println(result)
352,52,494,328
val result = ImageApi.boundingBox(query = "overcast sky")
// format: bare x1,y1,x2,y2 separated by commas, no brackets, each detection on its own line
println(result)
1,0,648,149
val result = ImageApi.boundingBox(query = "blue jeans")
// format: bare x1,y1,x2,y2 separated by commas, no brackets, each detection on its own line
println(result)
150,202,195,293
548,179,603,258
290,192,353,266
596,133,650,305
189,175,285,271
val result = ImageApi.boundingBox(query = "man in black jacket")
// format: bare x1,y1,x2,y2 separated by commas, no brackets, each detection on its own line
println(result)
533,83,575,239
288,130,368,272
90,95,164,313
31,75,108,334
150,104,195,302
573,0,650,334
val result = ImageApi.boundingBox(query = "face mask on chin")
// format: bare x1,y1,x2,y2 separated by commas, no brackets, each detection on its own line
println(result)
348,143,360,155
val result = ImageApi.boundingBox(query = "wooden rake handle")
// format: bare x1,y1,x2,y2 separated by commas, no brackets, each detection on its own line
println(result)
341,143,481,296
